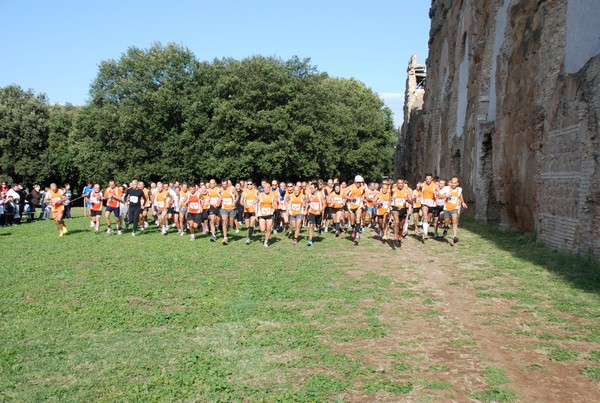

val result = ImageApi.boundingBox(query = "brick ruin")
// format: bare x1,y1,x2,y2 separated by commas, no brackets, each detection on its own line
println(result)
396,0,600,257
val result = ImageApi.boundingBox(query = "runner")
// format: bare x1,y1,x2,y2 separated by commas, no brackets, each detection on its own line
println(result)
219,179,238,245
178,182,190,236
125,180,146,236
374,182,391,240
365,182,379,229
433,178,447,238
390,179,412,247
207,179,221,242
152,182,172,235
139,181,151,231
82,180,93,224
306,182,324,246
344,176,366,244
104,180,124,235
255,181,278,247
241,180,259,244
88,184,103,233
186,184,203,241
199,183,211,235
278,181,289,233
322,179,334,233
421,173,437,241
439,176,468,243
287,184,307,244
45,183,68,236
401,181,413,237
326,183,345,237
412,182,423,234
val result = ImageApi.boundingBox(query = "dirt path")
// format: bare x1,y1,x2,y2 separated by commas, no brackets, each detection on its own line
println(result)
328,228,600,402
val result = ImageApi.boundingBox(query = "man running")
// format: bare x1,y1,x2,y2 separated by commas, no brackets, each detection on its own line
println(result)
390,179,412,247
344,176,366,244
412,182,423,234
152,182,172,235
88,184,103,233
306,182,324,246
326,183,345,237
125,180,146,236
186,184,203,240
207,179,221,242
374,182,391,240
45,183,68,236
104,180,124,235
287,184,307,244
421,173,437,241
82,180,93,224
433,178,447,238
219,179,238,245
255,181,278,247
439,176,468,243
241,180,259,244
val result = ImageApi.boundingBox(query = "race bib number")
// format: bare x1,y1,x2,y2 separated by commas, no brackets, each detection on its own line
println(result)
310,202,320,211
129,196,139,204
90,197,99,204
189,202,199,210
261,207,272,216
448,196,458,204
394,198,405,207
222,198,232,206
437,199,445,206
417,197,423,204
210,197,219,205
351,198,360,205
381,201,389,208
333,197,343,205
291,203,301,211
247,199,254,205
425,199,436,207
156,201,165,208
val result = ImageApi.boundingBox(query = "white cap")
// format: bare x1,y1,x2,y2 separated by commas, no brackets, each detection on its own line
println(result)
354,175,364,183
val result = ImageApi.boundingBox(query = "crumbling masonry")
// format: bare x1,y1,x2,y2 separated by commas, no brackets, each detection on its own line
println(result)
396,0,600,257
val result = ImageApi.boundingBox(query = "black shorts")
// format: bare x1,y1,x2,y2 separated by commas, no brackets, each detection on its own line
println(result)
323,207,332,219
167,207,174,215
392,207,408,220
244,212,255,220
201,210,209,221
330,207,342,215
209,206,220,216
91,210,102,217
307,213,322,225
343,205,348,211
259,215,273,221
433,206,444,217
187,213,202,224
106,206,119,216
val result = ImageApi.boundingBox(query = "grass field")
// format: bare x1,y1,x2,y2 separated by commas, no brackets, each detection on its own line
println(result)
1,209,599,401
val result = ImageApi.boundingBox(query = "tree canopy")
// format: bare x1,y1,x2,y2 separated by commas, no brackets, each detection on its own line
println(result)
1,43,396,186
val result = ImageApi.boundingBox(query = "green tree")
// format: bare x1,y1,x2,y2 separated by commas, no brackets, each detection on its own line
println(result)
0,85,50,184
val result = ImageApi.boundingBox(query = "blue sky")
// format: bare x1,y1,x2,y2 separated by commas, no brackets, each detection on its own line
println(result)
0,0,430,127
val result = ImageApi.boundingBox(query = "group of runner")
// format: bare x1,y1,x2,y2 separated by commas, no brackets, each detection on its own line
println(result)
44,174,467,247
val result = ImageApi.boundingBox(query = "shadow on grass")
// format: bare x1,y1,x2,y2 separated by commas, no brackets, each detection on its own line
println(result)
461,215,600,294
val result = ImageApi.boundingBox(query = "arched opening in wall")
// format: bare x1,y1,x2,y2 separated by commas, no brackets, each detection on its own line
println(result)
481,126,500,222
460,31,468,59
451,148,461,178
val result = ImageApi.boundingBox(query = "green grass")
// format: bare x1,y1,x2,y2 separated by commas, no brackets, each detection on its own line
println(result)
1,210,599,400
469,386,517,403
483,366,510,385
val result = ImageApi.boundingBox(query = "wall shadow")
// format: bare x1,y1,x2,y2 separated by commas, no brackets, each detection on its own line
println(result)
460,215,600,295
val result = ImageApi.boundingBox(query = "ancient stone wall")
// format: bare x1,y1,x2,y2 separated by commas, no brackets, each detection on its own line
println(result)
400,0,600,257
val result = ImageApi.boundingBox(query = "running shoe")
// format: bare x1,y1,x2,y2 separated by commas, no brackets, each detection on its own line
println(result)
222,238,228,245
210,235,216,242
307,239,313,246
